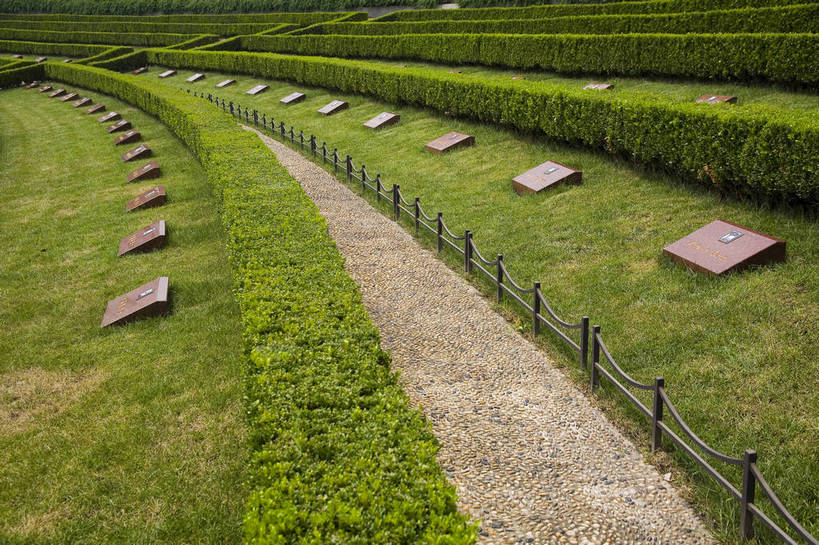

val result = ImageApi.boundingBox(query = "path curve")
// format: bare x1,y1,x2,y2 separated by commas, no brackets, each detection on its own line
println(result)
247,126,717,545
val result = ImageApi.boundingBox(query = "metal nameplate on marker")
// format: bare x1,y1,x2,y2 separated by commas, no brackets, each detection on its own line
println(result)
136,287,154,300
719,231,743,244
544,167,558,175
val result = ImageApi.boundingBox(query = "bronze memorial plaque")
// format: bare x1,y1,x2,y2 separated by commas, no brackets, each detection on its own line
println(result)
132,66,148,75
115,130,141,145
34,56,47,62
158,69,177,79
186,72,205,82
318,100,349,116
425,131,475,153
364,112,400,129
663,219,786,275
48,88,66,98
38,85,52,93
86,103,105,114
126,185,166,212
118,220,167,257
72,97,92,108
247,84,269,95
98,111,120,123
107,119,132,133
280,91,305,105
100,276,169,327
585,82,614,91
512,160,582,195
121,144,152,162
215,79,235,88
696,94,737,105
126,161,161,183
59,92,78,102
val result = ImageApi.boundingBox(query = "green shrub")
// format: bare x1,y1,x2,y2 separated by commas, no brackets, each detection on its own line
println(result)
0,27,208,46
0,38,112,57
0,0,387,15
164,34,221,50
88,49,146,70
0,62,43,88
0,19,281,36
75,45,133,64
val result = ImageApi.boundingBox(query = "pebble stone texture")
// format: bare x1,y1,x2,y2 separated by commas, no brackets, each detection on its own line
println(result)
247,127,717,545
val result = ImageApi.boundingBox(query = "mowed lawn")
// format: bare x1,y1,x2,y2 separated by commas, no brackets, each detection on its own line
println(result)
0,85,245,544
163,69,818,543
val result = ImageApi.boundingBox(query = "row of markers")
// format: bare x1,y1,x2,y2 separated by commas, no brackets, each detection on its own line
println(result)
24,79,171,328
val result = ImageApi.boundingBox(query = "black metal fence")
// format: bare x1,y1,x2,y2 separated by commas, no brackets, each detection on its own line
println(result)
193,89,818,545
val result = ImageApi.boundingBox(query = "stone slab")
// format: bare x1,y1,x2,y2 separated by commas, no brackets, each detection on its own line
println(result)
98,111,120,123
86,103,105,114
118,220,167,257
59,92,78,102
38,85,52,93
131,66,148,75
247,84,269,95
100,276,169,327
280,91,305,105
126,185,166,212
696,94,737,104
215,79,235,88
72,97,92,108
448,70,462,74
48,88,66,98
107,119,132,133
121,144,152,162
24,81,39,89
364,112,400,129
663,219,786,275
12,54,22,59
34,56,47,62
114,130,141,145
62,58,72,63
126,160,161,183
318,100,348,116
186,72,205,82
158,69,177,79
425,131,475,153
512,160,582,195
585,82,614,90
511,75,526,80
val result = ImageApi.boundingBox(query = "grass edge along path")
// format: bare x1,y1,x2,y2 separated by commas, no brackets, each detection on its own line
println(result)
43,61,476,545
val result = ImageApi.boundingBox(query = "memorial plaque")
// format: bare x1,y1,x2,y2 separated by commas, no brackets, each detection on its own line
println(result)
98,111,120,123
12,54,22,59
126,160,161,183
72,97,92,108
696,94,737,105
512,160,582,195
59,92,78,102
511,75,526,80
121,144,152,162
364,112,400,129
584,82,614,91
663,219,786,275
132,66,148,75
86,103,105,114
186,72,205,82
34,56,47,63
100,276,169,327
107,119,132,133
48,88,66,98
24,81,40,89
247,84,269,95
126,185,166,212
62,58,72,63
280,91,305,105
114,130,141,145
448,70,462,74
158,69,177,79
118,220,167,257
318,100,348,116
425,131,475,153
215,79,235,88
38,85,52,93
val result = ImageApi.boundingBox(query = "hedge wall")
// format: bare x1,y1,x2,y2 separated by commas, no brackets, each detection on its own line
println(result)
164,34,221,50
0,0,395,15
147,48,819,205
0,38,111,57
0,27,207,47
87,49,146,70
0,62,42,88
0,12,366,23
0,19,282,36
298,4,819,35
40,60,475,544
74,45,132,64
240,32,818,86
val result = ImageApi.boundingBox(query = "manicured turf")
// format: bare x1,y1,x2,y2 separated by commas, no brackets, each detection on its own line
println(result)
160,67,818,544
0,85,245,544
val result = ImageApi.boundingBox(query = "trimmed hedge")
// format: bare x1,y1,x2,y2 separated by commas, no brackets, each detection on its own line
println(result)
41,60,475,544
0,27,210,47
147,48,819,205
164,34,221,50
0,0,382,15
0,62,42,88
0,38,111,56
87,49,146,70
0,19,283,36
298,4,819,35
75,45,132,64
240,32,819,86
0,12,366,23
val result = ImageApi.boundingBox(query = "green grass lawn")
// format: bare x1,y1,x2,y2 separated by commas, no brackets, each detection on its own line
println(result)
0,85,245,544
159,67,818,544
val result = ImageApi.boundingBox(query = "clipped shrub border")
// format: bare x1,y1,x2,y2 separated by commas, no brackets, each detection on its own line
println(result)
39,60,475,545
0,19,283,36
0,62,42,88
0,38,112,57
0,27,211,47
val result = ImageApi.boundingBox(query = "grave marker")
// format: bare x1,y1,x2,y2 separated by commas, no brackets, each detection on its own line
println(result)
280,91,305,105
59,92,78,102
34,56,47,63
215,79,235,88
131,66,148,75
62,58,72,63
98,111,120,123
86,103,105,114
425,131,475,153
126,161,161,183
126,185,166,212
38,85,52,93
121,144,152,162
158,69,177,79
247,84,269,95
511,75,526,80
107,119,132,133
48,88,66,98
364,112,400,129
24,81,40,89
318,100,348,116
12,54,22,59
114,130,141,145
186,73,205,82
448,70,462,74
584,82,614,90
100,276,169,327
512,160,582,195
118,220,167,257
72,97,92,108
696,94,737,104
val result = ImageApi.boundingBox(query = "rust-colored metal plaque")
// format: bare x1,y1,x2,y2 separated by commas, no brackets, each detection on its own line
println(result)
86,103,105,114
584,82,614,91
62,58,72,63
186,72,205,82
512,160,582,195
126,161,161,183
364,112,400,129
247,84,269,95
215,79,235,88
118,220,167,257
126,185,166,212
131,66,148,75
114,130,141,145
696,94,737,104
318,100,348,116
59,92,78,102
158,69,177,78
72,97,91,108
280,91,305,104
24,81,40,89
38,85,52,93
121,144,152,162
663,220,785,275
425,131,475,153
48,88,66,98
100,276,169,327
34,56,47,62
98,111,120,123
107,119,132,133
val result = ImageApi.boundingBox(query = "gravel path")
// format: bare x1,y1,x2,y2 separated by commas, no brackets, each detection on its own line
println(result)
248,127,717,545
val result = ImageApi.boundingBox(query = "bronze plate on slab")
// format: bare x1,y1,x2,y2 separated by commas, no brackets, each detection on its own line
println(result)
584,82,614,90
107,119,132,133
86,103,105,114
280,91,305,104
186,73,205,82
425,131,475,153
318,100,348,116
247,84,269,95
126,161,161,183
59,92,78,102
364,112,400,129
121,144,152,162
126,186,166,212
118,220,167,257
696,94,737,104
158,69,177,79
215,79,235,88
132,66,148,75
115,130,141,145
100,276,169,327
512,161,582,195
48,88,66,98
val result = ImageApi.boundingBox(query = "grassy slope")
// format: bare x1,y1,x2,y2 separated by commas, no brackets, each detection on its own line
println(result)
0,85,245,544
160,68,818,543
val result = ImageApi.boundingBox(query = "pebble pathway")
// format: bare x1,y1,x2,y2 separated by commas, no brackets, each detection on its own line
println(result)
248,127,717,545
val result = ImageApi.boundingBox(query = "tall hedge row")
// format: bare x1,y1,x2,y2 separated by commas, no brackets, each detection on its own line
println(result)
299,4,819,35
147,48,818,205
40,60,475,544
240,32,818,86
0,11,365,23
0,0,406,15
0,27,207,47
0,38,112,57
0,19,283,36
74,45,133,64
0,62,42,88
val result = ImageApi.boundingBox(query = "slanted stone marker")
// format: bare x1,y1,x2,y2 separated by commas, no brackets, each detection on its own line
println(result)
121,144,152,162
247,84,269,95
62,58,72,63
107,119,132,133
12,54,23,59
512,161,582,195
34,56,47,63
132,66,148,75
118,220,167,257
215,79,235,88
38,85,52,93
98,111,120,123
72,97,92,108
448,70,462,74
364,112,400,129
126,161,161,183
280,91,305,105
186,73,205,82
158,69,177,79
584,82,614,90
511,75,526,80
115,130,141,145
59,92,78,102
425,131,475,153
663,220,785,275
48,88,66,98
696,94,737,104
318,100,348,116
126,186,166,212
24,81,39,89
86,103,105,114
100,276,169,327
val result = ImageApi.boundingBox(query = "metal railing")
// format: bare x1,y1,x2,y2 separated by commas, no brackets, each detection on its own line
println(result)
193,89,818,545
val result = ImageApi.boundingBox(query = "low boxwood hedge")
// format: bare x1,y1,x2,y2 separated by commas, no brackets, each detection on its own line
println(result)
0,38,112,57
0,62,42,88
0,27,208,47
0,19,282,36
40,60,475,545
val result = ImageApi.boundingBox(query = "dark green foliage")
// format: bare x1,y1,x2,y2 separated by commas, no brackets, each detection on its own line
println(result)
41,60,475,545
87,49,146,70
0,19,283,36
0,11,366,22
74,45,133,64
0,61,40,88
240,32,819,86
164,34,221,50
0,38,111,56
0,27,208,46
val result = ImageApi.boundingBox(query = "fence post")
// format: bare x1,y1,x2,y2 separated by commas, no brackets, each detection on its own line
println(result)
580,316,590,370
346,155,352,181
436,213,443,253
393,184,400,219
740,450,758,540
322,142,327,164
262,113,266,128
229,101,234,115
496,254,504,301
651,377,664,451
245,109,249,123
414,197,420,234
464,230,472,273
280,122,285,138
333,148,338,172
237,104,241,117
299,130,304,149
208,93,212,102
590,325,601,390
253,109,258,125
310,135,316,155
532,282,541,335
